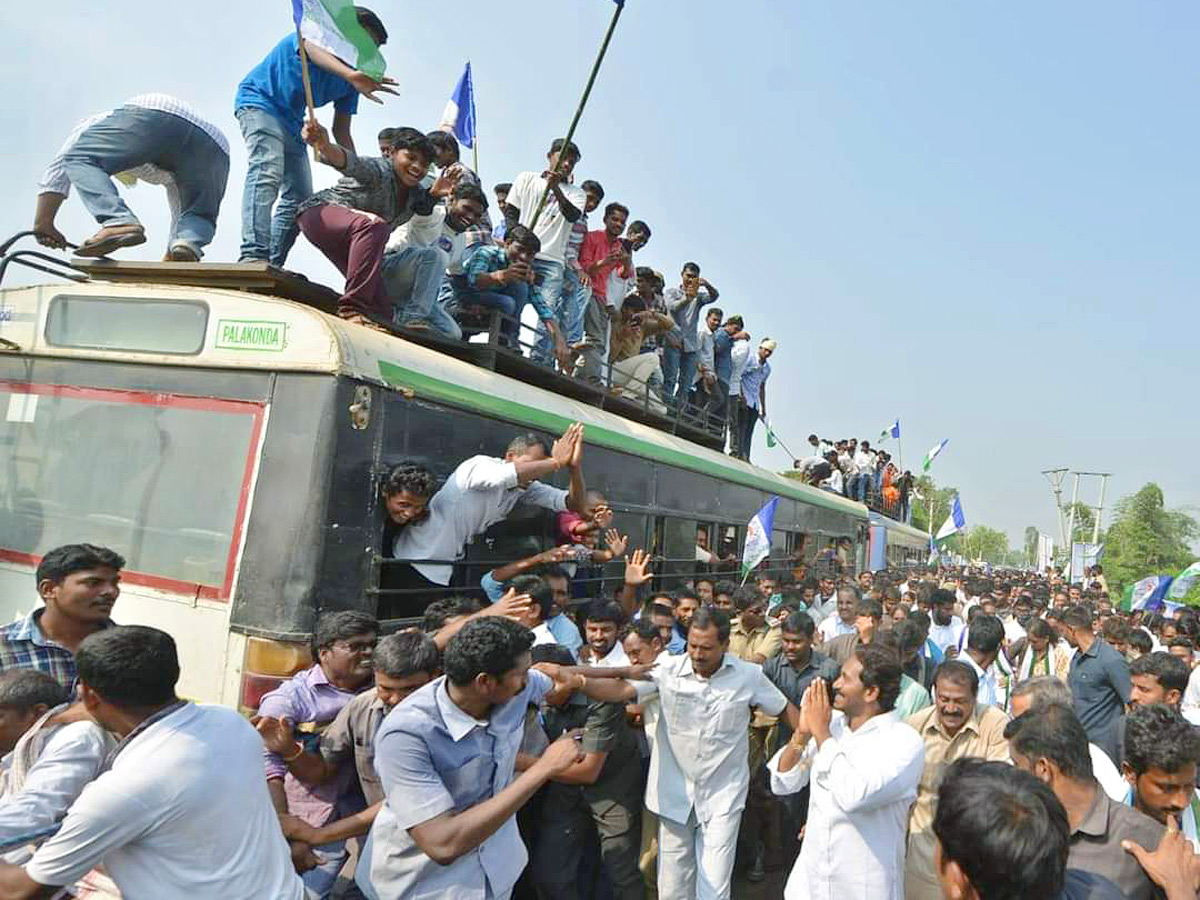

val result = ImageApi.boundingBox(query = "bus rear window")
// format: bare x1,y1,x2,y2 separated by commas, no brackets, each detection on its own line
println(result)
45,295,208,355
0,383,263,598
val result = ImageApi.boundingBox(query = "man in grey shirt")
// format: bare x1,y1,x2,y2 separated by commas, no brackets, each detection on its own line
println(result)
1062,605,1131,765
661,262,719,410
1006,702,1164,900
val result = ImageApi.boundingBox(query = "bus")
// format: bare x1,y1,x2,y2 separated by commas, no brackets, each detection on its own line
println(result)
0,254,904,709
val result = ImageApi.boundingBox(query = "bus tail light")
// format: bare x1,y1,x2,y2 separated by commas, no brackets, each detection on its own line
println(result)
238,636,311,715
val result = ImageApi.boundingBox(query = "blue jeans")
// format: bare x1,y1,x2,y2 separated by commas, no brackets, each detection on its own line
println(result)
852,473,872,502
445,274,526,344
561,266,591,345
661,347,698,408
531,259,566,364
62,106,229,254
383,246,462,339
237,107,312,266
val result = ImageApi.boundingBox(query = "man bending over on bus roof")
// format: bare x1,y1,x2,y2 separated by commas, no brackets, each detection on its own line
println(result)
33,94,230,261
252,610,378,900
390,422,589,593
0,544,123,692
297,123,457,333
257,632,440,861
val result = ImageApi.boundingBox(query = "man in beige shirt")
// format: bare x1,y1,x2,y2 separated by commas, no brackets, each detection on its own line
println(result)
904,659,1010,900
728,587,782,665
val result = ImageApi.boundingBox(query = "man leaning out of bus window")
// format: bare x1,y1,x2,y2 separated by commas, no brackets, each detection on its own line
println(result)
390,422,589,591
252,610,378,900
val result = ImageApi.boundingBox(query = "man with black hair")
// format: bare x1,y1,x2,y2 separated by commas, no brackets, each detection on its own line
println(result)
503,139,588,369
728,586,781,665
298,123,455,331
1130,651,1192,712
265,632,439,873
377,127,396,156
0,543,123,690
768,643,925,899
584,599,630,668
928,589,965,655
236,7,395,266
391,423,588,591
527,643,643,900
904,660,1010,900
711,314,749,427
561,180,605,353
540,606,792,899
388,179,491,338
253,609,376,897
509,574,557,647
958,613,1004,708
1063,605,1131,765
492,182,512,239
379,462,437,591
0,670,110,865
576,200,637,384
0,626,305,898
662,263,720,408
356,617,585,899
933,758,1128,900
480,549,583,656
426,130,482,193
1006,702,1165,900
1121,704,1200,850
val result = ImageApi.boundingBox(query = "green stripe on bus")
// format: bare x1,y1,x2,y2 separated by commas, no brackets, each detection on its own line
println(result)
377,360,866,519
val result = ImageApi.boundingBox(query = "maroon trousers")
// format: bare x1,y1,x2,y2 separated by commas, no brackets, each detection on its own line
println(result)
297,204,391,320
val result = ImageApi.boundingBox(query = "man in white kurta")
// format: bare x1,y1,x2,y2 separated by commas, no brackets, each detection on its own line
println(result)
767,644,924,900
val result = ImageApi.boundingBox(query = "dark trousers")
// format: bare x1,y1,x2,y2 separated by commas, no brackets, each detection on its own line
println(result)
531,784,643,900
297,204,391,319
728,395,747,458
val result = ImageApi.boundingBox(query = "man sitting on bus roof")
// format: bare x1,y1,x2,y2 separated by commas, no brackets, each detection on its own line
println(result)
252,610,378,900
0,544,123,692
390,423,589,594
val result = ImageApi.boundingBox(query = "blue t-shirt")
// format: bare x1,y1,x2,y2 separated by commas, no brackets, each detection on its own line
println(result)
235,34,360,137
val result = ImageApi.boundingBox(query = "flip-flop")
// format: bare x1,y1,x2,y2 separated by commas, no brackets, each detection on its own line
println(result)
74,229,146,258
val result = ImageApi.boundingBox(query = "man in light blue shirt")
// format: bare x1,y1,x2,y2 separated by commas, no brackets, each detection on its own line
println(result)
736,339,775,461
357,618,585,900
662,262,720,409
480,549,583,658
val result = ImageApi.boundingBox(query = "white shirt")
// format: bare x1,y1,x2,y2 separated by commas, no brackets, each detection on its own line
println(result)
960,652,1000,707
634,652,787,824
389,205,476,275
818,616,857,643
1090,743,1129,802
504,171,587,263
1183,667,1200,717
728,342,752,394
594,641,630,669
852,449,874,474
822,470,843,493
769,710,924,900
1002,615,1027,644
927,616,965,653
531,622,557,647
810,593,839,624
393,456,568,585
0,720,111,863
693,325,716,383
25,704,303,900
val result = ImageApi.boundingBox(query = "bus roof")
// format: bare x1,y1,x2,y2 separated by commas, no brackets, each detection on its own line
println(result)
0,270,869,521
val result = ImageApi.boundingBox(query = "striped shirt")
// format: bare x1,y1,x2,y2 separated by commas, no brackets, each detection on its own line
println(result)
37,94,229,197
0,609,111,691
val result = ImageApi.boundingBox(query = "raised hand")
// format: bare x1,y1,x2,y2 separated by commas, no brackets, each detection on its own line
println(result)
624,549,654,586
605,530,629,558
348,72,400,104
484,587,533,622
550,423,581,470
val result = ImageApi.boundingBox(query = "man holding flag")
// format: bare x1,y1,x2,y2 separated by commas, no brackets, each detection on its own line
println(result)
235,3,396,267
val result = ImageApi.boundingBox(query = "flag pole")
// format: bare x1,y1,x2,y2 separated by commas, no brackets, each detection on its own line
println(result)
296,27,321,162
472,139,479,179
529,2,624,230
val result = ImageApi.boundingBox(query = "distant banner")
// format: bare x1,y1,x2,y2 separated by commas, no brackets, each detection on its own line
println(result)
1036,533,1055,573
1070,543,1103,584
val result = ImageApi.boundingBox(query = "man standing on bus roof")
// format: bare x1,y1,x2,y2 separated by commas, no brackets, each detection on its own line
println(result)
32,94,230,261
234,8,396,267
391,422,590,589
738,338,775,461
0,544,123,692
252,610,379,900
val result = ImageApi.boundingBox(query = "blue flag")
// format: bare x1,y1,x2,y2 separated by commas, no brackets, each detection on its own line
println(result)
742,497,779,579
437,62,476,149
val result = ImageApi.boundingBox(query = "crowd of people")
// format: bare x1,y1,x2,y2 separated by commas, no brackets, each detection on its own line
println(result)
2,419,1200,899
791,434,916,520
28,8,788,460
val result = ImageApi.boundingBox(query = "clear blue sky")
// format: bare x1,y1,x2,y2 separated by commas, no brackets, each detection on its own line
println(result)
3,1,1197,547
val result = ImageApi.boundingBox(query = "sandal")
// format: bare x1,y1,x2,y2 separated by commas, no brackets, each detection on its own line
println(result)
74,224,146,258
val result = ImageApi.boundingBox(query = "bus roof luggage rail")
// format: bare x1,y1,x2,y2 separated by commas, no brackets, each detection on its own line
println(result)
0,231,89,289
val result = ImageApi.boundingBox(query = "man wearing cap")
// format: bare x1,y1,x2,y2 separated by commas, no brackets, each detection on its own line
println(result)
736,339,775,460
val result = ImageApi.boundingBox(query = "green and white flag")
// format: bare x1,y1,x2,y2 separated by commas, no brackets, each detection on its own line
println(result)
879,419,900,443
923,438,949,472
293,0,386,80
